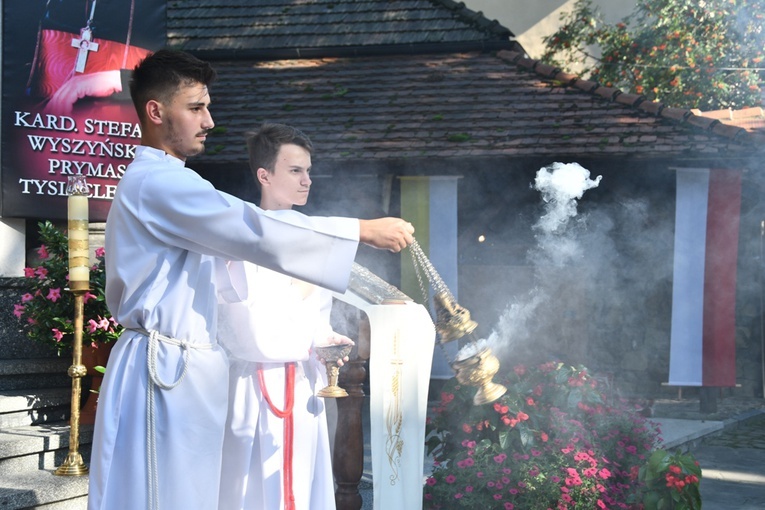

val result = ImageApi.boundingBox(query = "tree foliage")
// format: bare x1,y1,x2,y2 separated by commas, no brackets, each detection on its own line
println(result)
541,0,765,110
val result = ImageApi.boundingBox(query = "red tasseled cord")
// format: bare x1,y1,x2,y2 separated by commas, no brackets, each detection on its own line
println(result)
257,362,296,510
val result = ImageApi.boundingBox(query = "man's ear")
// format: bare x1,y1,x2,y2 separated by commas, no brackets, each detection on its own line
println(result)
145,100,163,125
257,167,270,186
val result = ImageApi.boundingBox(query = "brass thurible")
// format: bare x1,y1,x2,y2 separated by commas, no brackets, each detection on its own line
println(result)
409,239,507,405
432,291,478,344
55,176,90,476
451,347,507,406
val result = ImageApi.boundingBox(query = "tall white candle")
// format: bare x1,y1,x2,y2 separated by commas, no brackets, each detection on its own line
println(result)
67,177,90,290
68,194,88,221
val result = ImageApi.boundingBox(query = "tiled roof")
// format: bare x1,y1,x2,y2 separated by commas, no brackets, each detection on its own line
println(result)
502,51,765,148
195,50,764,167
168,0,513,57
166,1,763,168
693,107,765,135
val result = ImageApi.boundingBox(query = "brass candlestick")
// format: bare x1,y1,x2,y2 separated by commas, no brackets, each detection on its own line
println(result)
315,344,354,398
409,239,506,405
55,175,90,476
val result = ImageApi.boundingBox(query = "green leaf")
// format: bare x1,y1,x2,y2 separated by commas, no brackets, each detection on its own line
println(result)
498,429,511,450
567,388,583,409
520,427,533,447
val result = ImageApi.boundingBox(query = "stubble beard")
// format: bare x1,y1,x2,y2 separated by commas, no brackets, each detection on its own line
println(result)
166,118,205,159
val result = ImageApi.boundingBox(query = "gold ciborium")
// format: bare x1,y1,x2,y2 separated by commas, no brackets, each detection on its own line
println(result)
409,239,507,405
315,344,353,398
451,347,507,405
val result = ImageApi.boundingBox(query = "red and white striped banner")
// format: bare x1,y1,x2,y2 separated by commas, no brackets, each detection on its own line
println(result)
669,168,741,387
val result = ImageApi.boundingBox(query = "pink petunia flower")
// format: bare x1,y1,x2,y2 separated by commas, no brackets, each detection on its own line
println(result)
52,329,64,342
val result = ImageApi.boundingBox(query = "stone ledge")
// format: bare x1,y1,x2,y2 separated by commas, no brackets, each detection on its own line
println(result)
0,468,88,510
0,388,71,414
0,423,94,460
0,359,71,376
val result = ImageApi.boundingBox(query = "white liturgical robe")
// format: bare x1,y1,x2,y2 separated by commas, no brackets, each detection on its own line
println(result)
217,264,337,510
88,146,359,510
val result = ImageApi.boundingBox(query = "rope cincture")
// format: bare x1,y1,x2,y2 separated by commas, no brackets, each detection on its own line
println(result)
131,328,214,510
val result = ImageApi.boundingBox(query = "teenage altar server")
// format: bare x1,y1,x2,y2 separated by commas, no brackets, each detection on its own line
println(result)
218,123,348,510
88,50,413,510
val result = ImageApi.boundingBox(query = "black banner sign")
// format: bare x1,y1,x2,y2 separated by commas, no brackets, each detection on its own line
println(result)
1,0,166,221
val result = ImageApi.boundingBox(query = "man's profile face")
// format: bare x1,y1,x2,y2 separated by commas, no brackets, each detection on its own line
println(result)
159,82,214,161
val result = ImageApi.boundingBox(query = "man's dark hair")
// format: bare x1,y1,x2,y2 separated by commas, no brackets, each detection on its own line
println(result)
246,123,314,188
129,49,217,122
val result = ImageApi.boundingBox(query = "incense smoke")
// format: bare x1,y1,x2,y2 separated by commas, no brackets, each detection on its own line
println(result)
482,162,602,363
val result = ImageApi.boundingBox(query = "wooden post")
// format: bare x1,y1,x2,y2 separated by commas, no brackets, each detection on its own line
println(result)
699,386,718,413
333,315,370,510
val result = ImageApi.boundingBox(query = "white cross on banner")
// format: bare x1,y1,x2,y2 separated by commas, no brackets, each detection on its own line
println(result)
71,27,99,73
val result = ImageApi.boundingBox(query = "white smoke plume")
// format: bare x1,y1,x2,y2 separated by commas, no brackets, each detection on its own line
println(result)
482,162,602,362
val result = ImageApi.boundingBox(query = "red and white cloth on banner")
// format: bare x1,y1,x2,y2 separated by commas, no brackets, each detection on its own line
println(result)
669,168,741,387
32,29,151,98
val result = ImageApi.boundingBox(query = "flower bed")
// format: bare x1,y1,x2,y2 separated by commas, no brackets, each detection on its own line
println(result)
13,221,122,354
424,362,701,509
